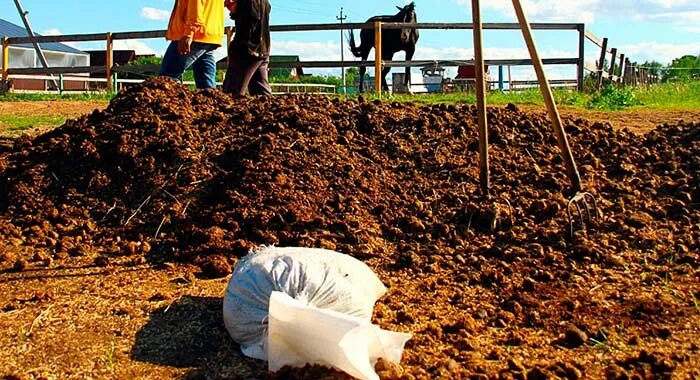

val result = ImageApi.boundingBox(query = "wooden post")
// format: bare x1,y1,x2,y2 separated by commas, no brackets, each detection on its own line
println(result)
608,47,617,82
498,65,504,91
374,21,382,95
106,32,113,91
596,37,608,89
618,54,625,85
508,65,512,90
472,0,489,197
576,24,585,91
1,37,9,82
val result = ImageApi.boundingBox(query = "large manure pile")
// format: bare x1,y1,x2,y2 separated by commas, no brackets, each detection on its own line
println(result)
0,78,698,378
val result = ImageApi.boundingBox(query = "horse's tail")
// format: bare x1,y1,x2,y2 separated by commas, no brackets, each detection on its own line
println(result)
348,29,363,57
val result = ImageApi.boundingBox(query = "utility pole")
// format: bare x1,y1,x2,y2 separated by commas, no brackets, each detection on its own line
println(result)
336,7,347,94
13,0,58,90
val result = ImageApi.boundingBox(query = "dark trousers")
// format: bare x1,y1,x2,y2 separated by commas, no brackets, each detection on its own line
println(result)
223,52,272,96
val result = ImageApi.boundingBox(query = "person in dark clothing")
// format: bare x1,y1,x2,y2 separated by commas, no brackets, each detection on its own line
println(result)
223,0,272,96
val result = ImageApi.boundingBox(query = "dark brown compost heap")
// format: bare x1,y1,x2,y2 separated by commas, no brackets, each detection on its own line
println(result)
0,78,698,378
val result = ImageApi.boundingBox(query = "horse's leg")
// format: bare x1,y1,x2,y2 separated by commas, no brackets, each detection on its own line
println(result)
359,64,366,93
404,45,416,94
381,52,394,92
359,50,371,93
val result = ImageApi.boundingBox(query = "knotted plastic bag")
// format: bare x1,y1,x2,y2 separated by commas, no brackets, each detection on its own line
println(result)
223,246,411,380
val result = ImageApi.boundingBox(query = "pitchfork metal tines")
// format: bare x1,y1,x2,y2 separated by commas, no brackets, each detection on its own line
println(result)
567,191,599,238
471,0,600,237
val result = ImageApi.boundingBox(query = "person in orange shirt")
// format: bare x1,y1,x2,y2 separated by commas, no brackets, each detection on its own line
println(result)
159,0,225,89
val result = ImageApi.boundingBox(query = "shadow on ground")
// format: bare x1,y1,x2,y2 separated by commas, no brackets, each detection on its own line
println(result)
131,295,266,379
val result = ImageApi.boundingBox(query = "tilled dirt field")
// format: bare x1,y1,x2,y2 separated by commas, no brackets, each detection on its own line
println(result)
0,78,698,379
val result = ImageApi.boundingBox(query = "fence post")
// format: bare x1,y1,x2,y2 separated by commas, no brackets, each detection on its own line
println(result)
1,37,8,83
106,32,113,92
59,73,64,94
113,71,118,93
498,65,504,91
374,21,382,95
577,24,585,91
596,37,608,89
618,54,625,85
617,54,625,85
608,47,617,82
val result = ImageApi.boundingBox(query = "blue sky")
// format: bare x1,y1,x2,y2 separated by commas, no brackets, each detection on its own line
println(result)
1,0,699,80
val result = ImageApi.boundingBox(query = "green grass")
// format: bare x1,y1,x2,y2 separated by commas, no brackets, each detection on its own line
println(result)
357,87,588,107
350,80,700,111
2,80,699,111
632,81,700,109
0,115,67,136
0,92,114,102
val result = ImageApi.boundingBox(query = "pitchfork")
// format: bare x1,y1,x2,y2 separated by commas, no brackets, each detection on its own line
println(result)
470,0,599,237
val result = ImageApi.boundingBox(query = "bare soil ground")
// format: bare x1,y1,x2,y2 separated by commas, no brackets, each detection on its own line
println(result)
1,82,698,380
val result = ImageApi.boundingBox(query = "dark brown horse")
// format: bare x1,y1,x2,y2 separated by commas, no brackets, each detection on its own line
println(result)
348,2,419,92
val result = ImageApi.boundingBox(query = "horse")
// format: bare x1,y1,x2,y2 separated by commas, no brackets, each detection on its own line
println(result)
348,2,419,93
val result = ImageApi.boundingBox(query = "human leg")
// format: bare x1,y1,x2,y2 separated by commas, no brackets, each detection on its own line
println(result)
191,44,218,89
159,41,187,80
223,54,259,96
248,57,272,96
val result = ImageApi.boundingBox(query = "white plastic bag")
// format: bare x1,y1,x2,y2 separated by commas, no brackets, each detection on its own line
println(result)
222,246,411,380
268,291,411,380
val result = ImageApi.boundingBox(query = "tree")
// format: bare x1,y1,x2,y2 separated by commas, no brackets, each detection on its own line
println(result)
663,54,700,82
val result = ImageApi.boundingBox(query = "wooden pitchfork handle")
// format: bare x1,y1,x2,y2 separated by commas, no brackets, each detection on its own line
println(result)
471,0,489,198
510,0,583,192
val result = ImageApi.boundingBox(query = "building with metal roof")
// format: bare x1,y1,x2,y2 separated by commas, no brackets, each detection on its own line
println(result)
0,18,90,91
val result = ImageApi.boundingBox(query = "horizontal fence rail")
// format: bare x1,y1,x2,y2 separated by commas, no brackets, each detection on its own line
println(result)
583,29,657,88
2,21,592,94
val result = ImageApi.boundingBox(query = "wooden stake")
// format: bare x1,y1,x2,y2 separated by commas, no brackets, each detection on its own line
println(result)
374,21,382,95
1,37,9,82
596,37,608,89
472,0,489,197
106,32,114,91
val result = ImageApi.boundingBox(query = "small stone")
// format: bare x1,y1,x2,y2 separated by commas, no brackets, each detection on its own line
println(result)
13,259,29,272
473,309,488,320
605,254,626,267
655,327,672,339
563,324,588,347
375,358,403,378
560,363,582,380
522,277,536,291
507,358,525,372
94,256,110,267
505,300,523,315
526,367,548,380
200,255,232,278
126,241,140,255
140,241,152,254
32,251,50,262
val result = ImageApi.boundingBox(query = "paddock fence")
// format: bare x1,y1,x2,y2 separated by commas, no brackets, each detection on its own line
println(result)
1,21,650,95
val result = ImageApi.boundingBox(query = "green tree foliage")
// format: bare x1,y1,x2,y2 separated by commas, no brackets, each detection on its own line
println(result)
663,55,700,82
641,60,664,78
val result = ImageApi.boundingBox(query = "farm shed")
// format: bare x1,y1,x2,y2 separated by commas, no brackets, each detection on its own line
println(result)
0,18,90,91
